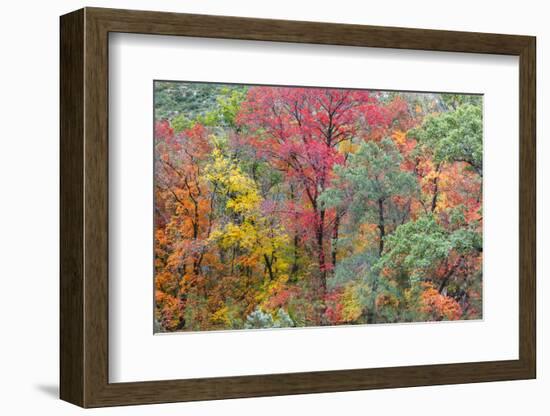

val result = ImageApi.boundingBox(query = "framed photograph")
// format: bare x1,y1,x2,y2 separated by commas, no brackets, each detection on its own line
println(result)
60,7,536,407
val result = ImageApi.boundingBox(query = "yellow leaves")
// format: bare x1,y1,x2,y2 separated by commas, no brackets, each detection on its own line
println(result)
257,274,291,308
210,305,231,327
340,284,364,323
204,148,229,180
392,130,407,145
206,148,262,215
422,169,438,183
206,147,291,281
207,147,262,249
226,189,261,214
338,140,358,155
212,222,259,251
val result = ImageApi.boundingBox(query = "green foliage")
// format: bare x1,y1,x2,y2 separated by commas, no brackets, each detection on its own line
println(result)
154,81,247,125
411,104,483,175
171,113,194,133
154,83,484,331
274,309,295,328
244,307,274,329
377,215,451,282
321,138,417,225
216,87,248,127
329,250,378,289
449,228,482,254
244,307,295,329
378,214,481,283
440,93,482,111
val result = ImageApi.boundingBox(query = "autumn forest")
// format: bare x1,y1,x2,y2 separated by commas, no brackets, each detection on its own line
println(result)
154,82,483,332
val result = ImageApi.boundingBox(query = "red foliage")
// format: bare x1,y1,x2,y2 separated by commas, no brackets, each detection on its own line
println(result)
324,290,345,324
237,87,399,292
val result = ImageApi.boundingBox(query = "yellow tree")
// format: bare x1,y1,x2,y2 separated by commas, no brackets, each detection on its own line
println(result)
205,148,291,319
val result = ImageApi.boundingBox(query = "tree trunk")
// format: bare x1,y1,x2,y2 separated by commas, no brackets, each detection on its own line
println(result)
331,212,340,270
431,163,442,213
292,234,299,276
316,209,327,324
289,184,299,278
377,198,386,256
264,253,275,281
317,209,327,285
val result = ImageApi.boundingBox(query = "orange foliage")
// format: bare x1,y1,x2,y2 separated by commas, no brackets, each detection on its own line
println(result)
420,284,463,321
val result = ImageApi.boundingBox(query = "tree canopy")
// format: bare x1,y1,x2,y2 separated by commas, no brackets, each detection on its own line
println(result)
154,82,483,331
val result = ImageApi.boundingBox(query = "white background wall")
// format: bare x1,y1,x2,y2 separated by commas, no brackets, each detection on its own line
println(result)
0,0,545,414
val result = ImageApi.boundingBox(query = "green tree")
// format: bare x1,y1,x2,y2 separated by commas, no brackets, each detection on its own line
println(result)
320,138,417,323
411,104,483,176
376,213,481,321
321,138,418,256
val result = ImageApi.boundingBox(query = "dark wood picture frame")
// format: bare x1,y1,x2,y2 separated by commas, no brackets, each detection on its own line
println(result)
60,7,536,408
